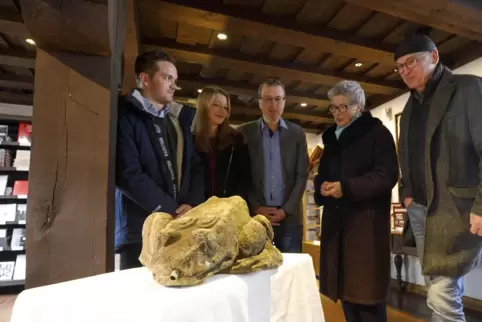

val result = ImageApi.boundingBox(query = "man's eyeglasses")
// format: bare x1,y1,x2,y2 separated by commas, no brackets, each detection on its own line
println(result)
396,53,428,74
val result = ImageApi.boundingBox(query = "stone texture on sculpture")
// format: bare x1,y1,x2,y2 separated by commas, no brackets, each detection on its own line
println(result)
139,196,283,286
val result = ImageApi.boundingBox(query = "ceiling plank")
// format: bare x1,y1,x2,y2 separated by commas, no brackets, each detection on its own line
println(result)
0,74,34,90
344,0,482,41
0,48,36,68
177,74,331,108
0,7,29,37
144,0,397,65
0,91,33,105
143,38,404,96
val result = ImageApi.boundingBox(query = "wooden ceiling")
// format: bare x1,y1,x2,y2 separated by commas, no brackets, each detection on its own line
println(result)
1,0,482,133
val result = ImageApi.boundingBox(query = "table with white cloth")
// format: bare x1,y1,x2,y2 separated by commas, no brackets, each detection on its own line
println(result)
10,253,324,322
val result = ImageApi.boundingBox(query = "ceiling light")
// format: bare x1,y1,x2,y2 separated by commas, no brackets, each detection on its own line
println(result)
25,38,35,45
355,62,363,67
300,103,307,107
197,89,202,93
217,33,228,41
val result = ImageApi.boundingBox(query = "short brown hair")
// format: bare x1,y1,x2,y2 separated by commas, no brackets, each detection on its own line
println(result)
192,86,236,153
258,78,285,98
134,50,176,79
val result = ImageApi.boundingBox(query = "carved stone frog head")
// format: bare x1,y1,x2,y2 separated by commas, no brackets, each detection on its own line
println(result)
139,196,283,287
139,198,242,286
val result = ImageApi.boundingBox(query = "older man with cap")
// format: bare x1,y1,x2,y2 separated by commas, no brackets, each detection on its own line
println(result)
396,32,482,321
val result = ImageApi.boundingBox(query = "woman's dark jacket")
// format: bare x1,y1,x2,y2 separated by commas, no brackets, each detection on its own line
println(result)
314,112,398,305
196,132,252,204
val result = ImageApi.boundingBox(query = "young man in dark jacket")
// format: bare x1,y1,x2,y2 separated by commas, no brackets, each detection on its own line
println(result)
116,50,204,269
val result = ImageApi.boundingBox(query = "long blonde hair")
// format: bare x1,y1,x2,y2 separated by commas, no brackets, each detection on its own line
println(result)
192,86,236,153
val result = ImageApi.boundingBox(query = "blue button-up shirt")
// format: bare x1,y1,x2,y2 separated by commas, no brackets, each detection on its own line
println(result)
260,118,287,207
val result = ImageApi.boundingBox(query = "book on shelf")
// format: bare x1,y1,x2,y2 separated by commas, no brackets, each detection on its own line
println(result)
0,261,15,280
17,123,32,146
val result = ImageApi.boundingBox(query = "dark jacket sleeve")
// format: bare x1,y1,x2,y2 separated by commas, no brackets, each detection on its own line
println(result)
185,148,205,207
314,151,329,206
233,136,253,209
116,110,179,214
282,129,310,217
237,123,262,213
467,78,482,216
397,109,412,206
340,125,399,202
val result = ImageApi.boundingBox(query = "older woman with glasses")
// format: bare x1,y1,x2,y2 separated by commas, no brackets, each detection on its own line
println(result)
314,80,399,322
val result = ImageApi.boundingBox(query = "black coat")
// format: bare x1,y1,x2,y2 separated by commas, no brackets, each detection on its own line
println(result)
314,112,399,304
115,96,204,247
197,132,252,204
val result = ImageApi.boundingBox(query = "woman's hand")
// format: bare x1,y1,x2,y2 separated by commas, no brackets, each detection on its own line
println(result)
321,181,343,198
321,182,331,197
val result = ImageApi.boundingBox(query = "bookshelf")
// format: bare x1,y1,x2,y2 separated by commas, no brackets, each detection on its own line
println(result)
0,118,31,293
303,144,323,243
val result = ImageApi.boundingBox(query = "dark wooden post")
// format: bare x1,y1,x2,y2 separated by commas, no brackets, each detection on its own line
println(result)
19,0,127,288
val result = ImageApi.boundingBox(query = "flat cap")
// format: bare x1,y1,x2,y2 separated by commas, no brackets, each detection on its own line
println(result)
394,34,436,61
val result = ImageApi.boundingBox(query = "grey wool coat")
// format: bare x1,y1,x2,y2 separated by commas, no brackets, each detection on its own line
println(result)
399,65,482,277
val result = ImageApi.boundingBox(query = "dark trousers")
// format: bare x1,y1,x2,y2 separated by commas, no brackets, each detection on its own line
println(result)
341,301,387,322
119,243,143,270
272,224,302,253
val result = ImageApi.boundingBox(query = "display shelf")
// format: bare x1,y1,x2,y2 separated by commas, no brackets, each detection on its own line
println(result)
303,145,323,243
0,119,30,292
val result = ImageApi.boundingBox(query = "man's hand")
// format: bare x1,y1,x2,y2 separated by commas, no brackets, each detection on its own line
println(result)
403,197,413,208
175,204,192,217
268,208,286,227
255,207,278,217
470,213,482,236
324,181,343,199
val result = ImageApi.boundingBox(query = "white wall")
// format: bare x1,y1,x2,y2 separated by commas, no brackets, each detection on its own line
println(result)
370,57,482,300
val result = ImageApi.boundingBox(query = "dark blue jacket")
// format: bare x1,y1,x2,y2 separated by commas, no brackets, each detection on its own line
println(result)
115,94,204,248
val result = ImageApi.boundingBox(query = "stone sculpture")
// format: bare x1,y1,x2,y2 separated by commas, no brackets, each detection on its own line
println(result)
139,196,283,286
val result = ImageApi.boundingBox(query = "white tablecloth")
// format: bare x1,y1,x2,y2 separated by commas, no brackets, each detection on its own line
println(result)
10,253,324,322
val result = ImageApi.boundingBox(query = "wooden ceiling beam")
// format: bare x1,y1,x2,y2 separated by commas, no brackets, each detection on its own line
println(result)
122,0,141,94
143,38,404,96
20,0,110,55
344,0,482,41
177,74,330,109
174,96,334,124
0,7,29,37
0,91,33,105
0,48,36,68
229,114,323,133
149,0,396,65
0,74,35,90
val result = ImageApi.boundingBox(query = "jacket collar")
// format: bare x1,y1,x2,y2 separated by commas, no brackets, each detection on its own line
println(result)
323,112,380,147
127,89,183,119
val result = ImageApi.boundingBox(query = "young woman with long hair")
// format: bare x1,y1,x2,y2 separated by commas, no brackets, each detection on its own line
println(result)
192,86,251,202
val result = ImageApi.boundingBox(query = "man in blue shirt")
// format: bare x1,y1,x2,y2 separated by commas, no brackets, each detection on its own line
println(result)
239,78,309,253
